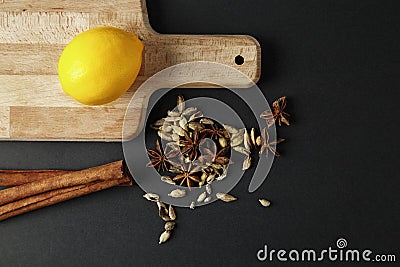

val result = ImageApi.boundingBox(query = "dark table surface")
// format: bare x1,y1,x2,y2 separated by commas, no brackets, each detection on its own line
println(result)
0,1,399,266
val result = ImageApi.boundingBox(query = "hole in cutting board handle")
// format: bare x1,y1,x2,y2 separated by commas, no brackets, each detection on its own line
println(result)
235,55,244,65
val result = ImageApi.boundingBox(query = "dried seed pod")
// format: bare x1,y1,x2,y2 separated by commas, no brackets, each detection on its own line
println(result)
206,184,212,194
189,201,195,209
223,124,238,134
204,196,212,203
231,131,244,147
168,205,176,220
219,137,228,148
164,221,175,231
170,125,185,136
168,189,186,198
168,110,181,117
197,192,207,203
157,201,170,221
165,116,182,122
250,128,256,146
216,192,237,202
189,111,203,122
182,107,197,116
177,95,185,114
143,193,159,202
215,170,227,181
259,199,271,207
150,118,166,130
200,118,214,125
200,172,208,182
159,230,171,244
179,117,188,130
206,174,215,184
160,125,173,133
242,155,252,170
158,131,173,141
233,146,250,155
256,136,262,146
188,121,204,131
171,133,180,142
244,129,251,150
161,175,176,185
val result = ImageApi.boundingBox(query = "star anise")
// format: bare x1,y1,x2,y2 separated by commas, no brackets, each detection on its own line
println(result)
172,163,202,189
178,130,200,161
201,124,229,140
146,139,179,171
259,127,285,157
213,147,230,165
260,96,290,127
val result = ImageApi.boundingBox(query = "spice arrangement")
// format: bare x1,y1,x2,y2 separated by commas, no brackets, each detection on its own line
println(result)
143,95,291,243
0,94,290,245
0,161,132,221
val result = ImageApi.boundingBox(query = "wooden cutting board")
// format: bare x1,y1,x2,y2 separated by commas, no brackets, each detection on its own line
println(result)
0,0,261,141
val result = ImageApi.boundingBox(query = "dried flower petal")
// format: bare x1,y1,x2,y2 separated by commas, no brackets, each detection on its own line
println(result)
258,199,271,207
143,193,159,202
168,189,186,198
159,230,171,244
164,221,175,231
216,192,237,202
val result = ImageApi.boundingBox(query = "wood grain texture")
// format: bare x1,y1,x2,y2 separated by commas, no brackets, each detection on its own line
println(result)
0,0,261,141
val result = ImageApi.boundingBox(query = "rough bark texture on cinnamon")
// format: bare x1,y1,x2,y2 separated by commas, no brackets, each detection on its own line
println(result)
0,160,133,221
0,177,129,221
0,169,70,186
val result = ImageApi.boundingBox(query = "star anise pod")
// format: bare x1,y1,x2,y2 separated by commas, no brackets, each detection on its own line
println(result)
260,96,290,127
273,96,290,126
259,127,285,157
172,163,202,189
200,124,229,140
179,130,200,161
213,147,230,165
147,139,179,171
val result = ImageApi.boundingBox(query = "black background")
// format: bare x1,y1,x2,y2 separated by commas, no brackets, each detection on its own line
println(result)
0,0,399,266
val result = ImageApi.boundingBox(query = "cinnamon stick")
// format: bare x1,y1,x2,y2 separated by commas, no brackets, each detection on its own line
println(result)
0,160,130,206
0,177,129,221
0,169,70,186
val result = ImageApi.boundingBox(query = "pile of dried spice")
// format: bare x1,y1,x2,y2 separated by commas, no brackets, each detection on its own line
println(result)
145,95,291,244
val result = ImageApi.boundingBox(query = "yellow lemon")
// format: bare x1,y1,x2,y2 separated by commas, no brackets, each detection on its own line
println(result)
58,27,143,105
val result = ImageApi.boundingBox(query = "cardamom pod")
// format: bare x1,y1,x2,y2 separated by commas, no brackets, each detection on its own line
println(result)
159,230,171,244
168,189,186,198
143,193,159,202
197,192,207,203
259,199,271,207
216,192,237,202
